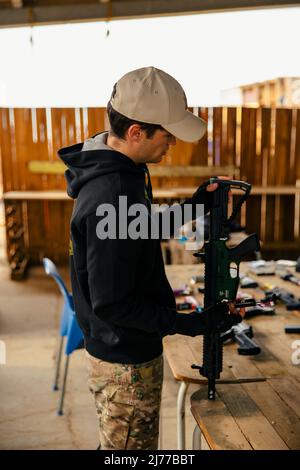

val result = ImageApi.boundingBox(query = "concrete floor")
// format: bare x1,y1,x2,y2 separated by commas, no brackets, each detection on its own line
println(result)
0,207,205,450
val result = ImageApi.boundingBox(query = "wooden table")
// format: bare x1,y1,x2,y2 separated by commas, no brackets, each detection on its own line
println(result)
164,264,300,450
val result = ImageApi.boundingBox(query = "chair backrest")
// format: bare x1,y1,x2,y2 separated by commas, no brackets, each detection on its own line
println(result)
42,258,72,308
65,312,84,355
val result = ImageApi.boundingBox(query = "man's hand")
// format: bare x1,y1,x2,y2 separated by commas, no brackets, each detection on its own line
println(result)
206,176,233,202
228,302,246,319
206,176,231,192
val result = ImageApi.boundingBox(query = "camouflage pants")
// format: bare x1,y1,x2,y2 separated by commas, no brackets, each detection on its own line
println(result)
85,351,163,450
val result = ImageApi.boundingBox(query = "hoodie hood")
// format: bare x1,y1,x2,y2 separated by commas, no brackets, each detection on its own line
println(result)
58,131,146,199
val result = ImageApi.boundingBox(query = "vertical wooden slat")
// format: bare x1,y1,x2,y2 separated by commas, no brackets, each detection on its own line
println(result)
13,108,32,191
226,107,237,169
0,108,14,192
260,108,272,241
245,195,261,240
279,196,295,243
26,200,46,263
29,108,49,190
213,107,222,166
50,108,76,190
273,109,293,248
293,109,300,181
261,108,272,185
240,108,257,183
87,107,106,136
265,195,275,243
274,108,293,185
240,108,261,239
45,201,63,262
254,107,263,185
197,107,209,166
267,108,277,186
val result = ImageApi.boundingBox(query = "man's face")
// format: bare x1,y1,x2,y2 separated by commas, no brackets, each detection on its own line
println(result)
137,128,176,163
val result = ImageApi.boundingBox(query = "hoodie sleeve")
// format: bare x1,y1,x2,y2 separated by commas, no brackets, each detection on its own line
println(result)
85,212,177,336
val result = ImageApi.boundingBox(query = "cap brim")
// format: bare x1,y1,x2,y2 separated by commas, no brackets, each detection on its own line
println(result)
163,110,207,143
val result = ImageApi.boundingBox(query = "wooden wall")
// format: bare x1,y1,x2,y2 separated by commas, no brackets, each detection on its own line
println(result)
1,106,300,277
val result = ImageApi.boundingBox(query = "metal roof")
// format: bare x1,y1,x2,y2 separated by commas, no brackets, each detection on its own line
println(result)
1,1,300,28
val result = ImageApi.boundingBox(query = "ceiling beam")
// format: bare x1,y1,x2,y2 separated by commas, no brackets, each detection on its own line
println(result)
0,0,300,28
10,0,22,8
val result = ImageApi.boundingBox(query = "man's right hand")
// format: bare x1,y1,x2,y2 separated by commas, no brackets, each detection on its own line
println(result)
169,302,243,337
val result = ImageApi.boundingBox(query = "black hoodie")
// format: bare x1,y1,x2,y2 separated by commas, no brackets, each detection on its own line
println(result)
58,132,216,363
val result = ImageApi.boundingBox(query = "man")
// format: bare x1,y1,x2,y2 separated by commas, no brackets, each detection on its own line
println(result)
58,67,243,450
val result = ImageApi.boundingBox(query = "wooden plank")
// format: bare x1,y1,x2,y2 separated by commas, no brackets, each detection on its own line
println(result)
264,195,275,244
245,194,261,239
226,107,237,168
216,382,289,449
43,201,63,263
167,141,196,188
87,107,106,137
50,108,76,190
27,161,237,179
294,109,300,181
267,108,277,185
3,190,71,200
13,108,32,191
190,387,252,450
243,315,300,382
222,337,300,449
3,185,300,202
274,108,293,185
196,107,209,166
269,376,300,419
240,107,257,184
164,334,264,385
253,107,263,185
0,108,14,192
213,107,222,166
148,165,236,178
26,200,46,263
50,108,75,153
31,108,50,191
28,160,66,174
279,195,295,244
164,335,208,384
261,107,271,185
49,108,65,189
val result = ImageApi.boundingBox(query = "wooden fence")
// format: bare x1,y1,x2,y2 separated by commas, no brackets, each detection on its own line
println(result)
1,106,300,278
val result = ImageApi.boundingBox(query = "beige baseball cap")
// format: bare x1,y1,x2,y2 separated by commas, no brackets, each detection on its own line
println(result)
110,66,207,143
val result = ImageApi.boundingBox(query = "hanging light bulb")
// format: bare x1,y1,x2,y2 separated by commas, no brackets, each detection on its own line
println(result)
29,26,34,47
105,21,110,38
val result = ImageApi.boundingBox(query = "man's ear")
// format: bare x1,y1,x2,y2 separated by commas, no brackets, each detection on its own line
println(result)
127,124,143,142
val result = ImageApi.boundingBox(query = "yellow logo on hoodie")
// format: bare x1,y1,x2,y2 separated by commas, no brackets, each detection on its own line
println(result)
69,238,73,256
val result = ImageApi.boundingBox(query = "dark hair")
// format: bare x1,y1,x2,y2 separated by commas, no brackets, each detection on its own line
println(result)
106,84,164,139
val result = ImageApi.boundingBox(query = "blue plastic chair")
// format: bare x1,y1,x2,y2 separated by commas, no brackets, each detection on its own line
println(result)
43,258,84,415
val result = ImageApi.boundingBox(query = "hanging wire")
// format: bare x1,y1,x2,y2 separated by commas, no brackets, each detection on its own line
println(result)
105,21,110,38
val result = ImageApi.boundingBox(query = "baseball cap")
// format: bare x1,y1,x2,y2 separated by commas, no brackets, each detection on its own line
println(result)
110,66,207,143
